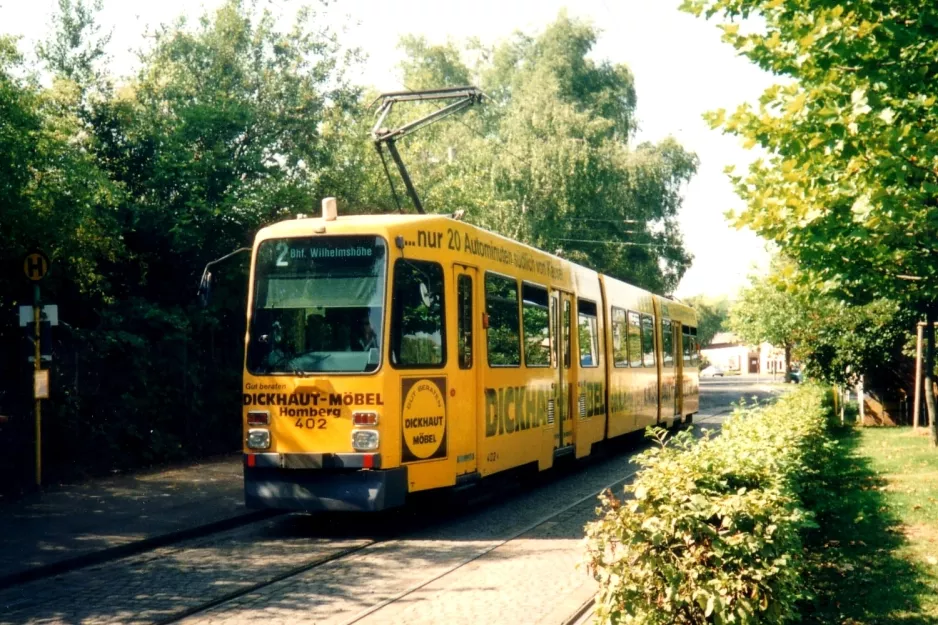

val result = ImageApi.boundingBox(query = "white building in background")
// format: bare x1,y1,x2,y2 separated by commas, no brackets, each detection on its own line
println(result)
701,332,787,377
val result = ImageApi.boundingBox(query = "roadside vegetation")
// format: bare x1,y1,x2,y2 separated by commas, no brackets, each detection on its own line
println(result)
586,386,831,623
587,389,938,623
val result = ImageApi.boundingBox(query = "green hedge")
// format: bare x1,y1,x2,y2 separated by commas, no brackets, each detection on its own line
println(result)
586,386,832,624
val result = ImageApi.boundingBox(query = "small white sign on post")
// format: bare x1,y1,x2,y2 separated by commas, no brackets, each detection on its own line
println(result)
34,370,50,399
18,305,58,327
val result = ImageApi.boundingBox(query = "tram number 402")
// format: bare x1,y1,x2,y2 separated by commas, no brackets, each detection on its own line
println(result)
295,418,327,430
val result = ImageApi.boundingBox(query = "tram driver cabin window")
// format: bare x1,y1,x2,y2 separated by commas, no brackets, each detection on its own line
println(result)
390,259,445,367
578,299,599,367
486,273,521,366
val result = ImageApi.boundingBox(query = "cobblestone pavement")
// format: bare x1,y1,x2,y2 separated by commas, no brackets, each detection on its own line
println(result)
0,517,373,625
2,378,780,625
0,455,247,581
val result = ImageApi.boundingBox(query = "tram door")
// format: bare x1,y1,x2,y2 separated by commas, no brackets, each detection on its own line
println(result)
550,291,574,453
453,265,479,476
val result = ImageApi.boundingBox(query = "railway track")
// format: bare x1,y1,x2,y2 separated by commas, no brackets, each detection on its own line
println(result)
159,412,726,625
2,412,729,625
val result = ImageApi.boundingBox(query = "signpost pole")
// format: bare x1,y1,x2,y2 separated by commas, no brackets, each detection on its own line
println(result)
34,283,41,487
22,249,51,488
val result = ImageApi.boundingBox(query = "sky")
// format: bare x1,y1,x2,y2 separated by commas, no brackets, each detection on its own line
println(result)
0,0,777,299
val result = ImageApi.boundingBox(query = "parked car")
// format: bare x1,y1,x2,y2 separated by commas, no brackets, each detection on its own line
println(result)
785,368,803,383
700,365,725,378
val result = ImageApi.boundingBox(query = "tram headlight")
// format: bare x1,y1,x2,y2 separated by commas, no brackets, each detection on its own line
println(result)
351,429,379,451
246,428,271,450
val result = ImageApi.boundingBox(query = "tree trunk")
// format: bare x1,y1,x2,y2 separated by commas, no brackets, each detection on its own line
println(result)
784,344,792,374
925,310,938,446
857,375,865,425
840,387,845,424
914,322,924,429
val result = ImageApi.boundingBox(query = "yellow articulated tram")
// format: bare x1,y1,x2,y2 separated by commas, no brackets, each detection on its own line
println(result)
241,200,699,512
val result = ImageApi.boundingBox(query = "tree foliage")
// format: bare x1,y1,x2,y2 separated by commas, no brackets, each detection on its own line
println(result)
730,257,909,386
0,0,361,487
681,0,938,309
729,260,810,373
684,295,730,347
682,0,934,431
345,13,698,294
0,4,700,487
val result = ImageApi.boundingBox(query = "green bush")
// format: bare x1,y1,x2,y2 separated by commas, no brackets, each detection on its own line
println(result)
586,386,831,624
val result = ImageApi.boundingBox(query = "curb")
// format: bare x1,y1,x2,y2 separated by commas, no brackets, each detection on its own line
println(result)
561,597,596,625
0,509,279,591
533,584,595,625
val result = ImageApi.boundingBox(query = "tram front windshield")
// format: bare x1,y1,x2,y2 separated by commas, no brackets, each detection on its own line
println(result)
247,236,387,374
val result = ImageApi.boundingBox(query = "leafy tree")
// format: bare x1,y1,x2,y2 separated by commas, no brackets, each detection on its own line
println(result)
801,298,911,390
684,295,730,346
682,0,938,441
0,0,363,488
36,0,111,91
731,257,910,389
351,13,699,294
729,262,809,375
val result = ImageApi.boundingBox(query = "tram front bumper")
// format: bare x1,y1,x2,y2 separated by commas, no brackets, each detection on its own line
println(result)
243,454,407,512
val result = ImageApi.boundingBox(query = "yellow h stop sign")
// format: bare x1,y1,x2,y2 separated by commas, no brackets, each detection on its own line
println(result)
23,252,50,282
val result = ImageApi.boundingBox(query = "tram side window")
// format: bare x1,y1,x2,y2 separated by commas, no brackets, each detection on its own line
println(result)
683,328,692,365
690,327,699,366
578,299,599,368
612,307,628,367
522,283,550,367
457,274,473,369
390,259,445,368
486,273,521,366
563,299,571,369
627,311,642,368
662,319,673,366
641,313,656,367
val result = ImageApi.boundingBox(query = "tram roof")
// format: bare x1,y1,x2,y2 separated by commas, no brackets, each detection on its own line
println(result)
257,212,566,266
257,211,696,325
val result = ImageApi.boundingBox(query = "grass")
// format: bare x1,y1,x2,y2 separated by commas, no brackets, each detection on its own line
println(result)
801,425,938,624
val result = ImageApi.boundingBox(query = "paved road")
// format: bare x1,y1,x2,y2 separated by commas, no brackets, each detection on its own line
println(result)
0,377,784,625
698,376,789,417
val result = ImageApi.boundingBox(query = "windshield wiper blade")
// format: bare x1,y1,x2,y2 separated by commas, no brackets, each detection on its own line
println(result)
267,354,311,377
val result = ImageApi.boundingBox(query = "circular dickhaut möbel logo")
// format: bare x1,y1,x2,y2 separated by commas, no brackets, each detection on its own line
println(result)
401,377,447,462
